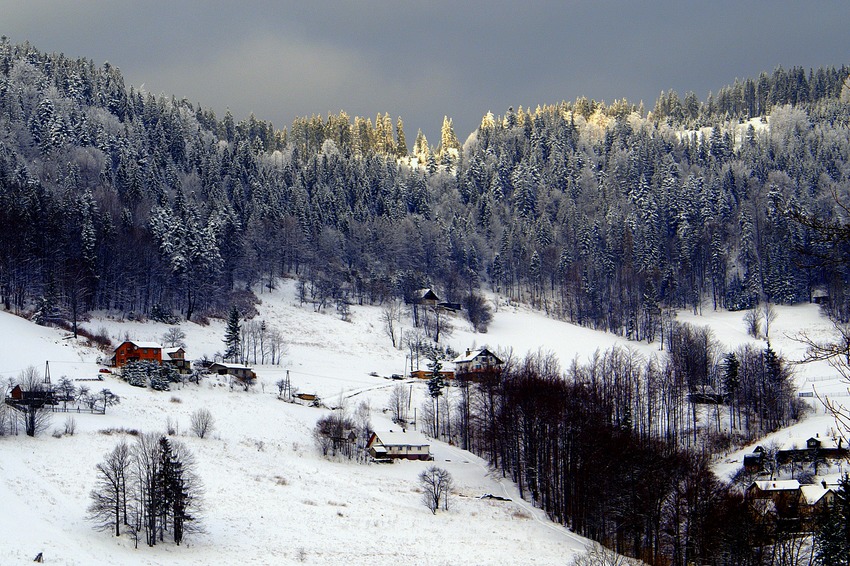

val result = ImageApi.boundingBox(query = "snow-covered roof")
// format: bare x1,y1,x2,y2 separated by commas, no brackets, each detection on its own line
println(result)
453,348,502,364
372,430,430,447
415,288,439,300
751,480,800,492
800,485,832,505
778,435,842,451
118,340,162,350
210,362,253,371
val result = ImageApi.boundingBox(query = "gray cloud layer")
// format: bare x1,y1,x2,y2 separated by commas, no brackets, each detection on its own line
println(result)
3,1,847,142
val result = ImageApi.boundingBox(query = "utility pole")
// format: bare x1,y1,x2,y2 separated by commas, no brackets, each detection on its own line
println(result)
282,369,292,400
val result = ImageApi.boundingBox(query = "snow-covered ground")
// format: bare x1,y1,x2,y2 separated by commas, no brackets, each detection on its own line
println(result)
0,281,845,564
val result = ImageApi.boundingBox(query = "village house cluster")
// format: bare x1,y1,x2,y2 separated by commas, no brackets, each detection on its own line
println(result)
108,340,256,384
743,434,848,531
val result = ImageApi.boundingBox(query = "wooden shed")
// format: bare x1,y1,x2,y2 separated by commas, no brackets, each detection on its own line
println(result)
209,362,256,383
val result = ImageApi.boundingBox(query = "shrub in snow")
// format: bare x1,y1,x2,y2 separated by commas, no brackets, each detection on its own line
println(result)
190,408,215,439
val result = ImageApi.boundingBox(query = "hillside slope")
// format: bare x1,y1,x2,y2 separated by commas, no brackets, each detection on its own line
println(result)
0,281,842,565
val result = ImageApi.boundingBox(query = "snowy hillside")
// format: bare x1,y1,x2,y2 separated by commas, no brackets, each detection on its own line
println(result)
0,280,844,565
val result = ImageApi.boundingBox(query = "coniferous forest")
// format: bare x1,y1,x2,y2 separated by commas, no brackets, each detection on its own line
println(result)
1,39,849,331
4,39,850,564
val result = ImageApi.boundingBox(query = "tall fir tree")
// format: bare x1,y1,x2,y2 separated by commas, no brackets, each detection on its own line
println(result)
815,474,850,565
223,306,241,362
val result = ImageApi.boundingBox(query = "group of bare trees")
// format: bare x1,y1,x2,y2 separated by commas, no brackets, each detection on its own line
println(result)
442,331,801,566
88,433,202,547
406,321,798,464
56,377,120,414
238,319,288,365
464,352,803,565
312,401,372,462
4,367,54,436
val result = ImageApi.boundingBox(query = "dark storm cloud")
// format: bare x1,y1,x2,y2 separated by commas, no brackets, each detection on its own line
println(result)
3,1,847,143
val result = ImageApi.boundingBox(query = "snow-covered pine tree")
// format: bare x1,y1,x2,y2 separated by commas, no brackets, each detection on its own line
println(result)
223,306,241,362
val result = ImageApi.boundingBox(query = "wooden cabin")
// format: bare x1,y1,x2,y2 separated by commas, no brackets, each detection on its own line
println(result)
209,362,256,383
110,341,162,368
6,384,56,409
164,347,191,374
412,288,440,306
801,484,835,521
743,446,765,473
811,288,829,305
409,369,455,381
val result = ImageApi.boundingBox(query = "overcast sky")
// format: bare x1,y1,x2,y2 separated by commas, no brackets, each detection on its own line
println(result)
3,1,848,144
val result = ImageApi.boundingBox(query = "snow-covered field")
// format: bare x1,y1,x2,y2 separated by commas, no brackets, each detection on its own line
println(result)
0,281,844,565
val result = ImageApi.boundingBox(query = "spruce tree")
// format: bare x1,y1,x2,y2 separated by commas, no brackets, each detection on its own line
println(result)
427,347,445,438
395,117,407,157
722,352,739,430
223,306,241,362
815,474,850,565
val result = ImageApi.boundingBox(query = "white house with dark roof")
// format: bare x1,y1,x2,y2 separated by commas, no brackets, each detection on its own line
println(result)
366,430,431,460
453,348,504,376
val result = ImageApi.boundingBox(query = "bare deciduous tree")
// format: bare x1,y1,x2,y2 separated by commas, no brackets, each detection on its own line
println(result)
382,300,403,348
569,542,645,566
12,366,52,436
744,307,761,338
419,466,454,514
464,292,493,333
388,383,411,424
798,318,850,436
160,327,187,348
87,439,131,536
313,412,356,459
190,408,215,439
762,302,777,339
